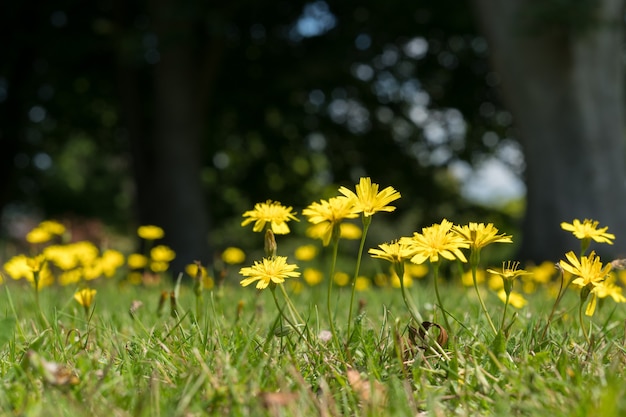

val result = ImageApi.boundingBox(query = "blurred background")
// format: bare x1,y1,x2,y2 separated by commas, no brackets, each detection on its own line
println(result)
1,0,625,273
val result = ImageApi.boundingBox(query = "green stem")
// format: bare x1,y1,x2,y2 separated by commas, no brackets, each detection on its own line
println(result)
541,266,571,341
347,216,371,338
396,262,421,325
432,262,452,333
470,251,497,335
327,226,342,352
579,300,590,345
500,292,510,334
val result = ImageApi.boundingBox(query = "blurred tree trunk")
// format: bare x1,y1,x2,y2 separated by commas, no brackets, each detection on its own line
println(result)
473,0,626,262
116,0,222,274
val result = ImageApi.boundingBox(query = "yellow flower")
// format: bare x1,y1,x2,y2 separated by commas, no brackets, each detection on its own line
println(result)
338,177,401,217
137,225,164,240
559,251,611,289
486,261,532,282
127,253,148,269
339,223,362,240
496,290,527,308
221,247,246,264
593,274,626,303
239,256,300,289
390,270,413,288
38,220,66,236
303,196,358,245
74,288,97,308
355,276,370,291
241,200,299,234
333,271,350,286
294,244,318,261
406,263,429,279
100,250,125,277
150,245,176,262
453,222,513,250
4,255,36,280
401,219,469,264
560,219,615,245
461,269,485,286
26,227,53,244
150,261,170,273
303,268,324,286
369,240,416,264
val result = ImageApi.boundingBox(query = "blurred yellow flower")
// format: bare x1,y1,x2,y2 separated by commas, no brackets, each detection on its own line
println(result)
221,247,246,264
405,263,429,279
150,245,176,262
294,244,318,261
390,270,413,288
339,223,362,240
38,220,66,235
26,227,52,244
453,222,513,250
560,219,615,245
355,276,370,291
100,250,125,277
303,196,358,245
496,290,527,308
303,268,324,286
150,261,170,273
461,269,485,286
239,256,300,289
60,269,83,286
401,219,469,264
333,271,350,286
74,288,97,308
241,200,299,234
137,225,164,240
127,253,148,269
338,177,401,217
594,274,626,303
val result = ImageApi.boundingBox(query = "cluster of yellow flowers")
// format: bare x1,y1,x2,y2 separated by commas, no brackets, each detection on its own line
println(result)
238,177,625,341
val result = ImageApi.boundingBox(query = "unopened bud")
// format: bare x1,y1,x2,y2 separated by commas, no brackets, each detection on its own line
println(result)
265,229,277,258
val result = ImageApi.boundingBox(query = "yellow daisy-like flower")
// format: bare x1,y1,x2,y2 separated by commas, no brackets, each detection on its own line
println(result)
137,225,165,240
239,256,300,289
560,219,615,245
221,247,246,264
303,267,324,286
241,200,299,234
400,219,469,264
452,222,513,250
338,177,401,217
74,288,97,308
302,196,358,245
594,274,626,303
559,251,611,288
486,261,532,282
369,240,416,264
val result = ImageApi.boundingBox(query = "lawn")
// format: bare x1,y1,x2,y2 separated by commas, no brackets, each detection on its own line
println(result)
1,179,626,416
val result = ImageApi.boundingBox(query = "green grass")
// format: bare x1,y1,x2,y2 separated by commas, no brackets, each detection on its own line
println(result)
1,277,625,417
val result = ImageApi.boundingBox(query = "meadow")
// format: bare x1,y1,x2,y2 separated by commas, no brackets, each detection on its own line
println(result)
2,178,626,416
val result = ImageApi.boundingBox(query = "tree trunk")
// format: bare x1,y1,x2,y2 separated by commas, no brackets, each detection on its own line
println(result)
472,0,626,262
145,0,211,274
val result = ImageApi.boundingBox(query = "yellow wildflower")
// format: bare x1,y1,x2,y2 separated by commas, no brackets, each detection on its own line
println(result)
241,200,299,234
369,240,416,264
401,219,469,264
127,253,148,269
496,290,527,308
303,196,358,245
150,245,176,262
559,251,611,289
74,288,97,308
26,227,52,244
355,276,370,291
239,256,300,289
333,271,350,286
303,268,324,286
38,220,66,235
453,222,513,250
137,225,164,240
294,244,318,261
338,177,400,217
560,219,615,245
221,247,246,264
